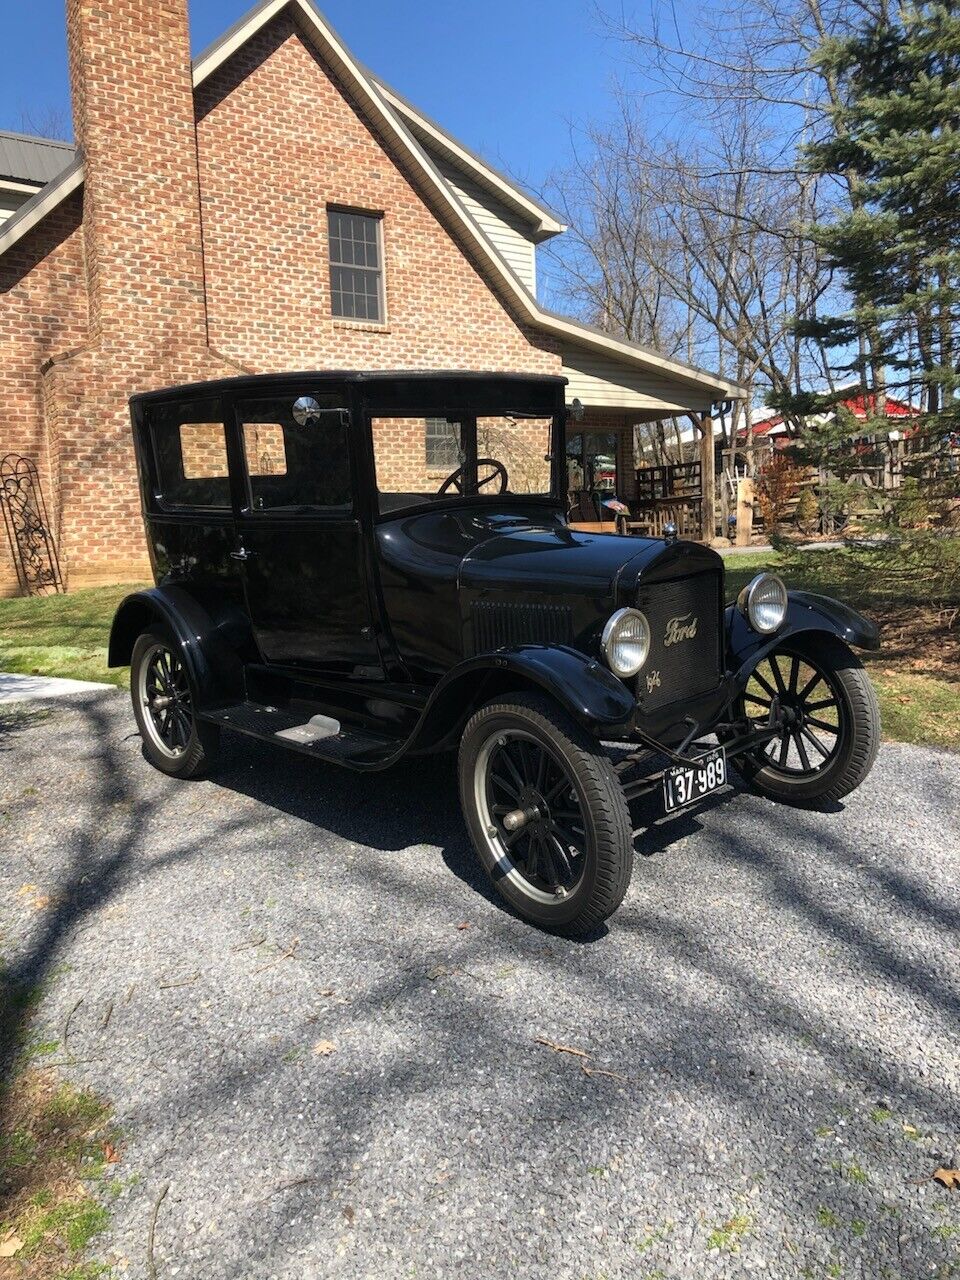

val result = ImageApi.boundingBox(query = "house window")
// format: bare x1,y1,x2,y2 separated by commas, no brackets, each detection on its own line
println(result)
425,418,462,469
328,208,384,322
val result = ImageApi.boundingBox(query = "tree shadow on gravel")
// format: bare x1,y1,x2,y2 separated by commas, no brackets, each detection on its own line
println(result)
0,693,230,1106
4,701,959,1279
112,734,960,1278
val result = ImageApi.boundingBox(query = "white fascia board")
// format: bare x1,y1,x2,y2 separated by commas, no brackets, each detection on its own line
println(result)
0,157,84,256
0,178,43,196
373,83,566,241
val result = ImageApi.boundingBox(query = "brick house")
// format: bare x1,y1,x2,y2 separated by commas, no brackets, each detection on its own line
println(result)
0,0,742,594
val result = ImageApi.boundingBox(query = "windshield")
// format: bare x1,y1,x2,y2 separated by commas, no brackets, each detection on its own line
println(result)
370,412,558,514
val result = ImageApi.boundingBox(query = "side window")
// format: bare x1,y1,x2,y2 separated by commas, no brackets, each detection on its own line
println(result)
237,397,351,513
150,399,229,509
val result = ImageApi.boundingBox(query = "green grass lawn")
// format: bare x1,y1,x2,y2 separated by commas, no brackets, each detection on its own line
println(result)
725,547,960,750
0,550,956,748
0,582,148,688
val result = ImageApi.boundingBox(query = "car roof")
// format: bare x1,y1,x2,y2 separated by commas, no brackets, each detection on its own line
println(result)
130,370,568,407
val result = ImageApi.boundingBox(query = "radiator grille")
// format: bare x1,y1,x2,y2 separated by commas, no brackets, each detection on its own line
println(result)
471,601,574,653
635,570,722,712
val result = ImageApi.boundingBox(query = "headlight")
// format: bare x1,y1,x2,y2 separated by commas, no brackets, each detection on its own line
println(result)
738,573,788,634
601,608,651,677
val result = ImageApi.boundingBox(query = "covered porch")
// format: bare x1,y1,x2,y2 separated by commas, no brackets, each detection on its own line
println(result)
559,339,741,542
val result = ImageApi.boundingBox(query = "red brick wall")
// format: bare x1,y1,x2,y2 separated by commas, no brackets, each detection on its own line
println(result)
194,15,559,375
0,195,88,593
0,4,563,593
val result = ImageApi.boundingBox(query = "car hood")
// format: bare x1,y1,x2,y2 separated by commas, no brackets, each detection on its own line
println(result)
459,522,666,599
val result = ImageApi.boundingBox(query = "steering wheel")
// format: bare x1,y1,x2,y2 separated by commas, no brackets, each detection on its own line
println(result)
437,458,508,496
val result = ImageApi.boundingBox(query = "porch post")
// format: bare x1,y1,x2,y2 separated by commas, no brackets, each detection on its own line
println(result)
698,410,716,541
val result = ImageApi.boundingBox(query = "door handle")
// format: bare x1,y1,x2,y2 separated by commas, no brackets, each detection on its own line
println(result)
230,547,255,561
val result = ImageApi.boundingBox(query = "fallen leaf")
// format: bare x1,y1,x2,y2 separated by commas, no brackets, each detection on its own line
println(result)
102,1142,120,1164
342,1205,355,1223
903,1124,919,1135
534,1036,591,1059
313,1040,337,1057
16,883,38,897
0,1233,23,1258
456,922,471,931
897,696,913,705
932,1167,960,1190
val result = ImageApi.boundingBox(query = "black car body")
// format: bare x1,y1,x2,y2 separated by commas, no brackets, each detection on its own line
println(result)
111,372,881,933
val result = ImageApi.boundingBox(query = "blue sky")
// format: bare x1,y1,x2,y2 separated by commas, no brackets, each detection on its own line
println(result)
1,0,629,198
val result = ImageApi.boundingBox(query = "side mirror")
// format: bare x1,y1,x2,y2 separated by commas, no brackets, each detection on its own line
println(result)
292,396,322,427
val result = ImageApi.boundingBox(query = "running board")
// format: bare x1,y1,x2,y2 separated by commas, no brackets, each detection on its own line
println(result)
200,701,398,766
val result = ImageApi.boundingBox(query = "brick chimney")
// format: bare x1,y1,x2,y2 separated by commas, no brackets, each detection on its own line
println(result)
41,0,234,587
66,0,208,349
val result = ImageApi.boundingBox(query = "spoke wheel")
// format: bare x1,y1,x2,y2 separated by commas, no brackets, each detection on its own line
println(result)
732,634,880,809
740,648,844,778
138,642,194,759
130,627,219,779
458,693,633,935
479,729,588,903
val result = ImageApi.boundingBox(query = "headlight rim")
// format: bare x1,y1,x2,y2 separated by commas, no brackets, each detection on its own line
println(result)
738,572,788,635
601,606,651,678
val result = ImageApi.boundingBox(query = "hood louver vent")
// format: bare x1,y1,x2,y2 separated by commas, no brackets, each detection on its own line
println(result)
471,601,574,654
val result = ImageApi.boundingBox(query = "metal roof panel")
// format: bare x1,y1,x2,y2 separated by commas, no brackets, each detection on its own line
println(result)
0,131,76,185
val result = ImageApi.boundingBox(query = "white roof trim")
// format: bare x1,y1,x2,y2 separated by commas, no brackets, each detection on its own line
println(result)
372,83,566,241
0,156,83,256
0,178,43,196
1,0,746,402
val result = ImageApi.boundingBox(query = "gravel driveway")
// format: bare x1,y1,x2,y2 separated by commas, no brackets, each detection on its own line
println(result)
1,690,958,1280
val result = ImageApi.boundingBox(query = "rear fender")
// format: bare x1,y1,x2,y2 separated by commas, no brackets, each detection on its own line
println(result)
726,590,880,687
411,644,636,752
108,586,247,710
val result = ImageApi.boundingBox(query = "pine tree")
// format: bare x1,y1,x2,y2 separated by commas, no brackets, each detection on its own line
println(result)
773,2,960,497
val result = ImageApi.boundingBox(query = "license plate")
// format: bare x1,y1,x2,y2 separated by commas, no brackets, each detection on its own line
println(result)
662,747,727,813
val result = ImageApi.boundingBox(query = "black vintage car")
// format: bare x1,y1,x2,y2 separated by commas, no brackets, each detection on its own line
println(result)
110,372,880,934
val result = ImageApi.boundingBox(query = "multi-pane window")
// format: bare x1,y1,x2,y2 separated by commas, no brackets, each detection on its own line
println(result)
328,208,383,322
425,418,462,469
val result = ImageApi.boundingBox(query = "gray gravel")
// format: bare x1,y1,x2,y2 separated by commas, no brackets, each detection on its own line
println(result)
1,690,958,1280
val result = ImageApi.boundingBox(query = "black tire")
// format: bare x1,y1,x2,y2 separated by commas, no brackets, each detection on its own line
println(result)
130,626,220,779
458,692,633,935
732,633,880,809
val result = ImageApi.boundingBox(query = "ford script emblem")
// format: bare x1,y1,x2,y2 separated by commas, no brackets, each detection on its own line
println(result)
663,612,698,647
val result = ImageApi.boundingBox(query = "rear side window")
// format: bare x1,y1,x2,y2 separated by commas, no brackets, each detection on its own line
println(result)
236,396,351,512
149,399,229,509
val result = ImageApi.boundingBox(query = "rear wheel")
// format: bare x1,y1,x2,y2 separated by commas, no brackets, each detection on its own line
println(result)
130,627,219,779
458,693,633,935
732,634,879,808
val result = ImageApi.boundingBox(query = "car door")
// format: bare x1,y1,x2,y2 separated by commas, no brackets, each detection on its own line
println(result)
229,388,381,675
141,394,246,612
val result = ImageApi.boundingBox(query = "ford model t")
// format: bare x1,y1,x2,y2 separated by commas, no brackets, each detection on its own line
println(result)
110,372,880,934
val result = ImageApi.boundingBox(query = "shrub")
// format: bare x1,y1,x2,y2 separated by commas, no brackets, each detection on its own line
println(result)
794,486,820,534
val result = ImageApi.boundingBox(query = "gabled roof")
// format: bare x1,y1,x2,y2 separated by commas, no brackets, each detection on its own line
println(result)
0,0,746,403
0,130,75,186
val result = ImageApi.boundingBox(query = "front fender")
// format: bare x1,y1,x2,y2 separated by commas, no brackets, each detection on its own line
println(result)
410,644,636,751
108,586,247,710
726,590,880,687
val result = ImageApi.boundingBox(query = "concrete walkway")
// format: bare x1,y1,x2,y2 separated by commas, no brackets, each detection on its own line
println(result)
0,672,115,703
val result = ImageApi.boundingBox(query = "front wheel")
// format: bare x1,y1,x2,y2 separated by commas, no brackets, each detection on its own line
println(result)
458,693,633,935
732,633,880,808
